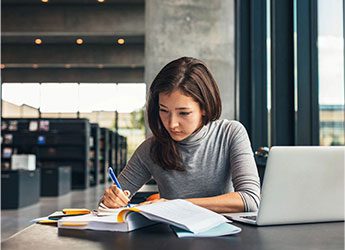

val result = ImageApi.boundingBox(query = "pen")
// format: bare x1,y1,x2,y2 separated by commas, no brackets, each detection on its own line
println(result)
108,167,133,208
108,167,122,189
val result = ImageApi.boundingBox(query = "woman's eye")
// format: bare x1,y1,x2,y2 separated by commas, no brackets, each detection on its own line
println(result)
180,112,191,116
159,109,168,113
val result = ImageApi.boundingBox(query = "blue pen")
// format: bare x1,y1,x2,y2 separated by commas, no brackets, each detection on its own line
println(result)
108,167,132,207
108,167,122,189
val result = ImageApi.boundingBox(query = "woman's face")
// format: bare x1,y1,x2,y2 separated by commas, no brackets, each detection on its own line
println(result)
159,89,205,141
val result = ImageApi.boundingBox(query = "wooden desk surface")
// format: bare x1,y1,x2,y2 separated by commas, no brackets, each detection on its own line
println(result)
2,221,344,250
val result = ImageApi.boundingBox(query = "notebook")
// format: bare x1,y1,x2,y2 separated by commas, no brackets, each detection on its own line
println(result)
32,208,92,224
225,146,345,226
58,199,241,237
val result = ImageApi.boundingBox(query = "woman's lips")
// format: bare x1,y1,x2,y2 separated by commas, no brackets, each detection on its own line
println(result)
170,130,182,135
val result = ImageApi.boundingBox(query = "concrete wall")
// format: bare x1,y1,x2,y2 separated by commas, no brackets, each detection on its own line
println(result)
2,4,145,33
2,2,145,83
3,44,144,65
145,0,235,120
2,68,144,83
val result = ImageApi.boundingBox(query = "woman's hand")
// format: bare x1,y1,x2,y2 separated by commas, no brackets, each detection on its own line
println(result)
102,185,131,208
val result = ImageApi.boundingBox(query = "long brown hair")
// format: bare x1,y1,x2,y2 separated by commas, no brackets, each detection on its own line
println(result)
147,57,222,171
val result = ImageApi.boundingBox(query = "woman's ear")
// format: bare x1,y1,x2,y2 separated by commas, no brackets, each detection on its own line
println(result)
202,109,206,116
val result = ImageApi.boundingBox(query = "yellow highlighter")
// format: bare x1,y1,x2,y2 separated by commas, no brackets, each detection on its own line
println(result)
62,208,91,215
37,220,58,225
59,222,88,227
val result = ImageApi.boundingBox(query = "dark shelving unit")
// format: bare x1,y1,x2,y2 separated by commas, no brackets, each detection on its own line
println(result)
1,169,40,209
120,135,127,172
115,132,128,176
1,118,90,190
40,166,71,196
99,128,110,184
89,123,100,186
108,131,116,182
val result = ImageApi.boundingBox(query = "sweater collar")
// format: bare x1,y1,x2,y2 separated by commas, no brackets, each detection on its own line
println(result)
177,123,209,146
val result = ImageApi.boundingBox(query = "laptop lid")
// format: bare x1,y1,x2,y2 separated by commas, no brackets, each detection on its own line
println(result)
256,146,345,226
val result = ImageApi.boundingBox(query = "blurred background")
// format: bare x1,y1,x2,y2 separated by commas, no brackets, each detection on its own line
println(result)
1,0,344,241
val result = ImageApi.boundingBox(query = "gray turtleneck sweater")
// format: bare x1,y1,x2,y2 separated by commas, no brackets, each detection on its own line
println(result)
118,119,261,212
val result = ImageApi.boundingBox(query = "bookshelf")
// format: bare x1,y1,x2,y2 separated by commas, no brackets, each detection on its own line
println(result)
1,169,40,209
108,131,116,182
1,118,90,190
99,127,110,184
89,123,100,186
115,132,128,175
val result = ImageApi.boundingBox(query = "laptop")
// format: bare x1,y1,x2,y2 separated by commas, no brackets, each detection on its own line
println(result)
225,146,345,226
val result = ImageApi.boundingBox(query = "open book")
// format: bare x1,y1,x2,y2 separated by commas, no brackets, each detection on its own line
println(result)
58,199,241,237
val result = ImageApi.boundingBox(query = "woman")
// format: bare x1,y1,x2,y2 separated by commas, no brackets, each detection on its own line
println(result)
101,57,260,213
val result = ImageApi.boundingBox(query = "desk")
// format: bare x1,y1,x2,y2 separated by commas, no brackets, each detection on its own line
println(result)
2,221,343,250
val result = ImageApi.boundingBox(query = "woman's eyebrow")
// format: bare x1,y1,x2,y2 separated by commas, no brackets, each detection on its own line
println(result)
159,104,192,110
175,107,191,110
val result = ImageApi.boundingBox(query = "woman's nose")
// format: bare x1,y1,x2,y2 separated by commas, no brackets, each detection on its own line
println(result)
168,114,179,129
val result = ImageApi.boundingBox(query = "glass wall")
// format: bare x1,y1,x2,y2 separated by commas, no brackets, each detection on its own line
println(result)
1,83,147,158
318,0,345,146
1,83,40,118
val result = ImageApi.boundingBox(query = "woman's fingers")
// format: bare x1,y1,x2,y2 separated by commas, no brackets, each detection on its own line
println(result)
102,195,122,208
110,185,130,204
102,185,131,208
124,190,131,197
103,188,124,208
104,189,117,203
103,197,120,208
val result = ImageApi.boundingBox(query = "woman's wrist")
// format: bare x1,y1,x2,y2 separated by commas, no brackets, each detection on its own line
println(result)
184,193,245,213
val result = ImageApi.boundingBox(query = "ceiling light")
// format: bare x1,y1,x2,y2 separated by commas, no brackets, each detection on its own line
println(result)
65,64,71,69
117,38,125,45
1,64,5,69
41,0,48,3
76,38,84,45
98,0,105,2
32,64,39,69
35,38,42,45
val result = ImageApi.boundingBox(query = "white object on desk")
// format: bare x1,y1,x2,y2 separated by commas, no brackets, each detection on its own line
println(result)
229,146,345,226
11,154,36,170
172,222,241,238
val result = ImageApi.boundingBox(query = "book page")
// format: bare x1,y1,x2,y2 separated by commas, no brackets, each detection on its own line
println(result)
137,199,228,234
172,222,241,238
60,213,119,223
58,210,154,232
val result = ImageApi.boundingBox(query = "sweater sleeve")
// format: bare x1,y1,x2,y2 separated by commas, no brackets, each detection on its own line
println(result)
229,121,261,212
117,138,153,198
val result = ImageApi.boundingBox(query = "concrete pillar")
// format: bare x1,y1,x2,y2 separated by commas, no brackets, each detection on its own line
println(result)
145,0,235,120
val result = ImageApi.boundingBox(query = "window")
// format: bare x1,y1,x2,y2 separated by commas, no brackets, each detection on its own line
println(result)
79,84,117,112
318,0,345,145
1,82,147,158
40,83,79,113
1,83,40,118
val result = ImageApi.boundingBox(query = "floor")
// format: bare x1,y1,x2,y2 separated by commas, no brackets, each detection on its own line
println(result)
1,184,106,241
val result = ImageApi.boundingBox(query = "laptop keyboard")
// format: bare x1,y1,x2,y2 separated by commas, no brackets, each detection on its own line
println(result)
240,215,257,221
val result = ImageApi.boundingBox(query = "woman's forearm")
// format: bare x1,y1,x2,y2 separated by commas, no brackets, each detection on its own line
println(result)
186,192,245,213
